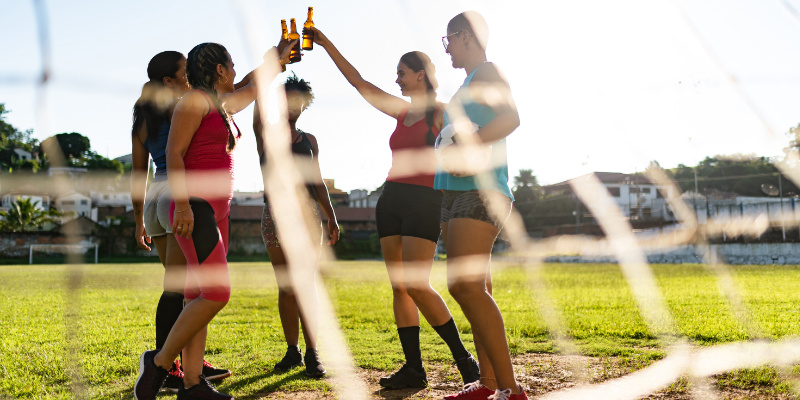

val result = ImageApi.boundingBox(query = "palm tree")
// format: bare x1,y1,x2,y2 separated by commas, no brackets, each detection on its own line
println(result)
514,169,538,190
0,197,61,232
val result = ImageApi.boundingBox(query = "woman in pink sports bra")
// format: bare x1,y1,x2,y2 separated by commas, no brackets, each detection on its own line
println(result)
310,27,480,389
134,41,294,400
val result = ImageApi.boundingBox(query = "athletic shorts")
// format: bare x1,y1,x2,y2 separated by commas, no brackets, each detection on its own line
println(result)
440,189,512,229
261,199,323,248
376,181,442,243
143,179,172,237
170,196,231,302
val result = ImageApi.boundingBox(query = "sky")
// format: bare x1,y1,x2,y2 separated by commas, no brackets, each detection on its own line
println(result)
3,0,800,193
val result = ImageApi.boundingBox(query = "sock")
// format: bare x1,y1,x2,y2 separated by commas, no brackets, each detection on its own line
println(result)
397,326,424,372
155,291,184,350
433,318,470,361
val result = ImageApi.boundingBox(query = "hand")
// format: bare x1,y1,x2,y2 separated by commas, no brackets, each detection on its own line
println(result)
311,27,328,47
327,219,340,245
135,221,151,251
172,203,194,238
279,39,298,65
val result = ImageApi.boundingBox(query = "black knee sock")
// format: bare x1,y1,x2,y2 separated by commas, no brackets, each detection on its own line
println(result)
155,291,184,350
433,318,470,361
397,326,424,372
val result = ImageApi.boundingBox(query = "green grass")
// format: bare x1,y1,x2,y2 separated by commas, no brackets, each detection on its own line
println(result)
2,261,800,398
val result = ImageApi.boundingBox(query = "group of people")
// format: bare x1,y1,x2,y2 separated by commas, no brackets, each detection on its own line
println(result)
131,10,527,400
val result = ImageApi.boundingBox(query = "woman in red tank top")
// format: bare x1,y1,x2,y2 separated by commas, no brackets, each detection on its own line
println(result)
134,41,295,400
310,28,480,389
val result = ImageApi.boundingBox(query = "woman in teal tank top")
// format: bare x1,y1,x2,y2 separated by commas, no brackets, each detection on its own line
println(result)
438,11,528,400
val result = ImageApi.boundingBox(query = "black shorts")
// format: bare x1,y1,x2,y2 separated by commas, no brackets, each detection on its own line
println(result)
376,181,442,243
440,189,512,229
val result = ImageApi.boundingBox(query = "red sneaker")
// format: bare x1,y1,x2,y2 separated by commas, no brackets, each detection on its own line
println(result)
444,381,495,400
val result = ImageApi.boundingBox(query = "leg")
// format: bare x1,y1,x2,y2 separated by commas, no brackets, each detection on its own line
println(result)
153,235,186,351
445,218,517,392
268,246,303,348
381,235,420,328
401,236,452,327
378,235,427,388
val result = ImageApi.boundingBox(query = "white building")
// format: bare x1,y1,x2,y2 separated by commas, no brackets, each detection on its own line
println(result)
90,190,132,208
1,193,51,211
543,172,676,222
349,187,382,208
56,192,92,221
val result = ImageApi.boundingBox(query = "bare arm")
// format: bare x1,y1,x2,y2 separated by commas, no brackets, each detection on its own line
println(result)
470,63,520,144
130,127,151,250
308,134,339,245
166,91,207,238
312,27,407,119
222,44,295,115
252,100,266,176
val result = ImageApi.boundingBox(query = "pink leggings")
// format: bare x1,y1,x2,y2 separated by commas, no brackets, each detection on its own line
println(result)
170,196,231,302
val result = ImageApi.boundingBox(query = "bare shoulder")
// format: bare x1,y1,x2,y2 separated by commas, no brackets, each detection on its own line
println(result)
305,132,320,152
176,90,210,115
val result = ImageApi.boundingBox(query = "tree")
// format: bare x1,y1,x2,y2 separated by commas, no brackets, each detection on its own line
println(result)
512,169,542,231
42,132,91,161
0,104,42,173
0,197,61,232
666,154,798,197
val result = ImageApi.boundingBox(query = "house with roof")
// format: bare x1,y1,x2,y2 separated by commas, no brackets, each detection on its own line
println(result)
543,172,677,222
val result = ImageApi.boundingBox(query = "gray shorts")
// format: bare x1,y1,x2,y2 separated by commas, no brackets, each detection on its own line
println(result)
143,179,172,237
440,189,512,229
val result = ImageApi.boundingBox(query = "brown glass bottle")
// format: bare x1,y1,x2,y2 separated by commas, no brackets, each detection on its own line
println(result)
289,18,301,63
279,19,289,71
302,7,314,50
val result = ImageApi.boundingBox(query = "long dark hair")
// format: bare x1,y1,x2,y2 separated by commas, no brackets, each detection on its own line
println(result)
399,51,438,146
186,42,240,151
132,51,184,141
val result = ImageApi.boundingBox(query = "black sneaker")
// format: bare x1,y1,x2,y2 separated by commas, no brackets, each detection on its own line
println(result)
202,359,231,381
274,346,303,371
176,375,233,400
455,355,480,384
378,364,428,389
134,350,169,400
162,359,184,393
304,348,326,378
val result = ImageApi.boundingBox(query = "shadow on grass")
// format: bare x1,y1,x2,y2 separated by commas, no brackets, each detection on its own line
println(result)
226,368,324,400
373,387,426,399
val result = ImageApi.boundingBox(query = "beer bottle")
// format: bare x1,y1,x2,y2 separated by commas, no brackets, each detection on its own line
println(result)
289,18,301,63
302,7,314,50
279,19,289,71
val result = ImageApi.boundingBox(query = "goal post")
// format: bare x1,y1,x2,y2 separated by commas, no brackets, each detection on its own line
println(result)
29,243,99,264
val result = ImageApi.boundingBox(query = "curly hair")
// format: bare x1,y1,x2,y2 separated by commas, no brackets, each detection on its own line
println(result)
186,42,240,151
284,72,314,109
132,51,184,141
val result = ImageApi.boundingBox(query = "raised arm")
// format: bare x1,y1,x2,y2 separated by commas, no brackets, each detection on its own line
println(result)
166,91,207,238
131,127,151,251
470,63,520,144
222,44,295,115
307,133,339,245
312,27,407,119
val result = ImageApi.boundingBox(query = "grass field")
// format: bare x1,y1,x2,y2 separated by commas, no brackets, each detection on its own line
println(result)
2,260,800,399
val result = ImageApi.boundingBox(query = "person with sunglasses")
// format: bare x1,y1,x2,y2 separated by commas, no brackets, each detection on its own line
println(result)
438,11,528,400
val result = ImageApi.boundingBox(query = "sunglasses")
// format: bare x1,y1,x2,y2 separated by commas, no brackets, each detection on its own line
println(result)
442,30,467,51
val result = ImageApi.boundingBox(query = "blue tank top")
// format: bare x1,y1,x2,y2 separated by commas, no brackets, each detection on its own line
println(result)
433,64,513,200
144,120,169,182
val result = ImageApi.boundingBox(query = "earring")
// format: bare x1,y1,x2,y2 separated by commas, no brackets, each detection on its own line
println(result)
218,75,228,85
